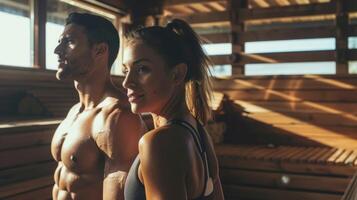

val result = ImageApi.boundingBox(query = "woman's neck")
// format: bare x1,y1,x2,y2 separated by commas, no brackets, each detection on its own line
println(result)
151,104,192,128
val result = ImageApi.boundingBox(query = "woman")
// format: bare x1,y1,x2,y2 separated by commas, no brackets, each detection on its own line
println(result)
122,19,224,200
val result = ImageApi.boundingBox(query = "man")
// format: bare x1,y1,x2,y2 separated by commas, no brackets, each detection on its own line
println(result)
51,12,143,200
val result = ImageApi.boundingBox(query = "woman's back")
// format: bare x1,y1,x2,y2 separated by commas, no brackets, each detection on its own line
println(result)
125,119,223,200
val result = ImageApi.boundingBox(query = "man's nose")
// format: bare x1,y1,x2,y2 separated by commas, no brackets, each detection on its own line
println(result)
54,43,62,55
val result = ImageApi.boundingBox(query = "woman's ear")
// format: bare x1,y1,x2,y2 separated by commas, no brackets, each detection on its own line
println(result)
172,63,187,85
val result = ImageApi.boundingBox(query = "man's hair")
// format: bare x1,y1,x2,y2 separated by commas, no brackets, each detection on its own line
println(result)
66,12,119,69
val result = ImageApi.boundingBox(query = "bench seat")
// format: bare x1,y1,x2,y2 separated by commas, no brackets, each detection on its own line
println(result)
216,144,357,200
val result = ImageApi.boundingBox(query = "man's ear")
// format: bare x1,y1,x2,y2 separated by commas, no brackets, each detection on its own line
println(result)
172,63,187,85
93,43,108,58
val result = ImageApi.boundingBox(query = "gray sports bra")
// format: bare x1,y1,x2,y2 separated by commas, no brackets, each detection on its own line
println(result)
124,119,214,200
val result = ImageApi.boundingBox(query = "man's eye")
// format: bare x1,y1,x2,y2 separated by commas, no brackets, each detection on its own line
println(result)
137,66,149,74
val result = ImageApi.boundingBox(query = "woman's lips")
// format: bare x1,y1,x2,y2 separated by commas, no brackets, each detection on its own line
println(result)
127,93,144,103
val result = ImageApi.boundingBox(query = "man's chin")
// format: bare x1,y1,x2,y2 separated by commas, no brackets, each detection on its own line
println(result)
56,69,71,81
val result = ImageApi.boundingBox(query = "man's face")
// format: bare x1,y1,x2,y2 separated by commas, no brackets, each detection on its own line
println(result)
54,24,95,81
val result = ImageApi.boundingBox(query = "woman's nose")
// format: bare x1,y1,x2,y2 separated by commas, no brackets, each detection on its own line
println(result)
122,71,136,89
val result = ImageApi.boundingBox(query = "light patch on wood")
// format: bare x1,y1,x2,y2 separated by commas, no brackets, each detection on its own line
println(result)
295,0,310,5
168,5,195,14
254,0,270,8
275,0,291,6
163,9,173,16
246,14,335,26
304,75,356,89
241,53,278,63
207,2,226,11
190,3,212,12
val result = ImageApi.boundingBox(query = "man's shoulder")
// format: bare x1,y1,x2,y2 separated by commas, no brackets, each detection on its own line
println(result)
100,96,131,115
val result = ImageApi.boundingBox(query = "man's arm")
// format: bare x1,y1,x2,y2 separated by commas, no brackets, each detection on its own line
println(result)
97,107,144,200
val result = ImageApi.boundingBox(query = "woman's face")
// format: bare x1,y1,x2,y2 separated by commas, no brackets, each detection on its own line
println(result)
122,41,176,114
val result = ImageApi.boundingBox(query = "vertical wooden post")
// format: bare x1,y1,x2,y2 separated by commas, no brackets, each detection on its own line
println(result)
228,0,248,76
335,0,349,74
31,0,46,69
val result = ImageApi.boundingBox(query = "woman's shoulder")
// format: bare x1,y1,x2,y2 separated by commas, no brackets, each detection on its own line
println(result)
142,124,192,146
138,124,194,158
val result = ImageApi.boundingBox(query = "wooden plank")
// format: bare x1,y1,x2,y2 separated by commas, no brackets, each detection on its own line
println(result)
205,2,226,11
317,148,338,164
232,100,357,114
0,129,53,150
344,151,357,166
279,147,304,160
288,147,314,162
200,33,230,43
296,147,324,162
210,55,231,65
5,185,52,200
221,169,350,193
336,150,354,164
33,0,46,69
211,76,357,90
242,112,357,126
0,161,56,186
188,4,212,12
254,0,270,8
342,171,357,200
165,0,224,6
327,149,347,164
224,90,357,102
168,11,229,24
240,26,336,42
0,176,53,198
238,2,336,21
335,0,349,74
0,123,59,134
218,155,356,176
0,145,52,169
239,50,335,64
216,145,357,175
223,184,342,200
307,147,331,163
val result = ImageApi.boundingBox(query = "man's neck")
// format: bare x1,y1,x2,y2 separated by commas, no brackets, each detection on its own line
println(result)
74,72,112,111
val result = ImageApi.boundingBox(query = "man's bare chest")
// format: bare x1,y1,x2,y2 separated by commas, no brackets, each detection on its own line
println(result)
51,110,108,173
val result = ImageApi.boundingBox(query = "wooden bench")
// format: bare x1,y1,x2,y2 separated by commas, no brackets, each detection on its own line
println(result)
0,67,78,199
211,75,357,199
0,67,77,118
0,120,60,200
342,171,357,200
216,144,356,200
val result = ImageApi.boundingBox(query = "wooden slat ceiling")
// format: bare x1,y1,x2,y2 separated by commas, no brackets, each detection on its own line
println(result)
164,0,332,14
163,0,336,30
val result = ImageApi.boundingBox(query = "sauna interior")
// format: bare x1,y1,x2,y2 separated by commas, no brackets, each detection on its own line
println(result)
0,0,357,199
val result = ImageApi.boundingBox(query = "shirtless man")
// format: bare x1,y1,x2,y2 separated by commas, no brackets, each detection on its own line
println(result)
51,13,143,200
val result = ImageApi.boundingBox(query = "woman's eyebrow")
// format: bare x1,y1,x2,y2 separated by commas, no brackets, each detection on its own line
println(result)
123,58,152,67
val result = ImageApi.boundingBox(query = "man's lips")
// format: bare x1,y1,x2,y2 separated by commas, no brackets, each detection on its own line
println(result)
127,93,144,103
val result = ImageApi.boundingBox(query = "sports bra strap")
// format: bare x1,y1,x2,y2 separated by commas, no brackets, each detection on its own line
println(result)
167,119,212,197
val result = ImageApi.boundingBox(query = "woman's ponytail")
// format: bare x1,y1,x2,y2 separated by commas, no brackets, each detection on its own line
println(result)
166,19,212,124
